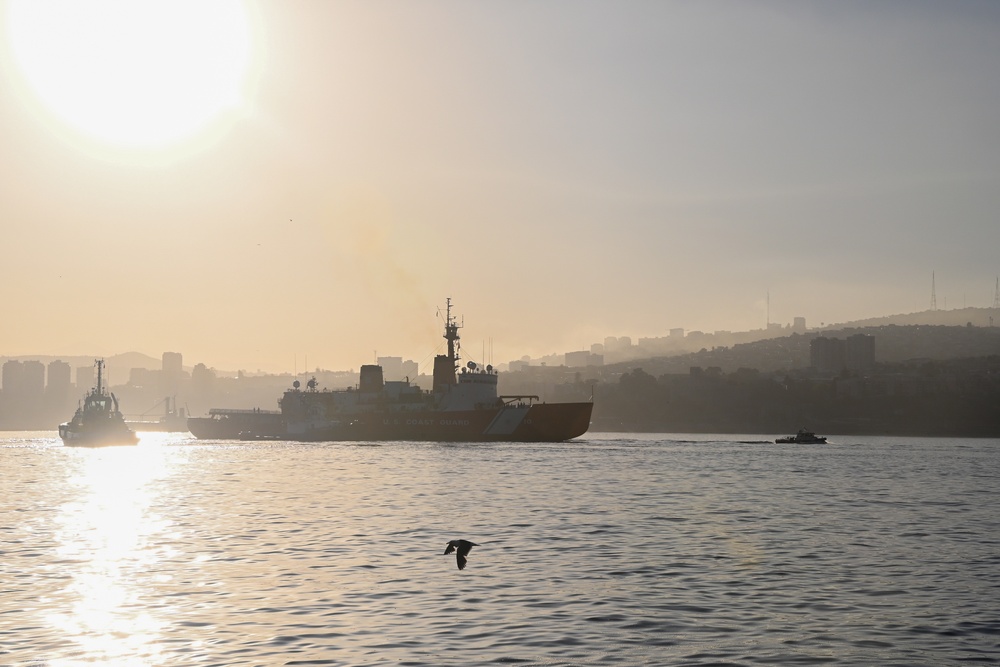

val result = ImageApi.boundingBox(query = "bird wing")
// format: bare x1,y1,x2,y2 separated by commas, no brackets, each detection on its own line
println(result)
443,542,456,555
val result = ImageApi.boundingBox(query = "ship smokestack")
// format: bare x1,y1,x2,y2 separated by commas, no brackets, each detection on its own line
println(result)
433,354,457,393
359,365,384,393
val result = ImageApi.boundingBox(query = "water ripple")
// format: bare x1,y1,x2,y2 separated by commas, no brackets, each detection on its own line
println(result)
1,434,998,665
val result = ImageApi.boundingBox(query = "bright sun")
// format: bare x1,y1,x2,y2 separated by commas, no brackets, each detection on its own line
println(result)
4,0,254,149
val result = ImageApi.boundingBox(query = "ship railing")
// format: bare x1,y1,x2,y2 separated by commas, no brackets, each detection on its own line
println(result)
499,395,539,407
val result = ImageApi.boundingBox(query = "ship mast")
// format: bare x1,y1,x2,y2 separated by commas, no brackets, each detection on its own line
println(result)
433,298,462,392
95,359,104,395
444,297,461,363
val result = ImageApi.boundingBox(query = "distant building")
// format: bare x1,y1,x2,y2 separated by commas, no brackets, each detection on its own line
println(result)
401,360,419,380
2,360,22,393
845,334,875,372
377,356,403,381
670,328,684,338
162,351,183,375
191,363,216,393
1,360,45,395
47,360,71,392
811,336,844,373
21,361,45,395
565,351,603,367
603,336,633,353
162,351,183,394
792,317,807,332
811,334,876,373
45,360,73,416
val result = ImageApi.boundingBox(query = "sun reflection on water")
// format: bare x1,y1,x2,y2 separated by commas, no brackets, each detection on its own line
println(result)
47,443,176,666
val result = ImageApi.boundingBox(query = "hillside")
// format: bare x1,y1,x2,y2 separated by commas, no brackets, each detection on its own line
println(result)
821,307,999,330
601,323,1000,377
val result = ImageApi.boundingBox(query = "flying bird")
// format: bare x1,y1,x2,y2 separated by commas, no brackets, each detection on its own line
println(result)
444,539,479,570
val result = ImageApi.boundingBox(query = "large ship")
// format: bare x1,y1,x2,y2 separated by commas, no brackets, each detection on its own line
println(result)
59,359,139,447
278,299,593,442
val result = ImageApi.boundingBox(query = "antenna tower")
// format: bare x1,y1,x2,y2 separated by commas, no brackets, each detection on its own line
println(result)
994,277,1000,309
930,272,937,311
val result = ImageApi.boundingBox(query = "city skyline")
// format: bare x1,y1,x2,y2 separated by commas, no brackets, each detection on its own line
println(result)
3,301,997,381
2,1,999,373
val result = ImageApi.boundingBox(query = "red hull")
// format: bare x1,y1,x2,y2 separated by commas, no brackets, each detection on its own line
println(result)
288,401,593,442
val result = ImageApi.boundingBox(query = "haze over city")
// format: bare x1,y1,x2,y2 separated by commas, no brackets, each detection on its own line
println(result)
2,1,998,373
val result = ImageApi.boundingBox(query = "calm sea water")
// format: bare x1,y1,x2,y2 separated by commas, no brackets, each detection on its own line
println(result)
2,432,998,666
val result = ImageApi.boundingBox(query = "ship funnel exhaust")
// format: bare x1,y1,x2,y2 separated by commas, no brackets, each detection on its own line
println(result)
433,354,457,392
359,365,384,392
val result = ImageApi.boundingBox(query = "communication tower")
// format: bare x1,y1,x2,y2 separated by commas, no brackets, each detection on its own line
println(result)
931,272,937,311
993,277,999,309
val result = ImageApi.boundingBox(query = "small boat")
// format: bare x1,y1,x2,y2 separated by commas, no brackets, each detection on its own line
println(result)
58,359,139,447
775,429,827,444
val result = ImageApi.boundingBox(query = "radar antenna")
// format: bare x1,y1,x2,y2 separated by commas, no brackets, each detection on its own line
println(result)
931,271,937,311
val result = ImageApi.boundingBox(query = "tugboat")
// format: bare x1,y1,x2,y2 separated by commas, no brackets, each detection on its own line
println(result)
59,359,139,447
775,429,828,444
277,298,593,442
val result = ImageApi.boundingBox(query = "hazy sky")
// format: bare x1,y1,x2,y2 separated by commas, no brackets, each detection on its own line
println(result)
2,1,998,373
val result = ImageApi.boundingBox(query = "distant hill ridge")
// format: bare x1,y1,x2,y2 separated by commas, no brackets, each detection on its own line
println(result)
605,318,1000,377
824,307,998,330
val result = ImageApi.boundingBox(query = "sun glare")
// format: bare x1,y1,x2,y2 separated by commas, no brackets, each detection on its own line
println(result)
48,445,174,664
4,0,254,149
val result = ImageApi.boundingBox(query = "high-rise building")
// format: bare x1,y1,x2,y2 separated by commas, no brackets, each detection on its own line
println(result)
810,336,845,373
2,360,23,393
845,334,875,372
21,361,45,394
1,360,45,395
401,360,419,380
162,351,183,394
47,360,72,392
162,352,183,375
377,356,403,381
